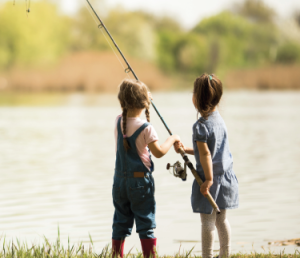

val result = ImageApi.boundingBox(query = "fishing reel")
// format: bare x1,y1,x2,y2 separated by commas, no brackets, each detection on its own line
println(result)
166,161,187,181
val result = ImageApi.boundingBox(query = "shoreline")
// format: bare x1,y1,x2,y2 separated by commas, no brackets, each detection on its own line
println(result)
0,237,299,258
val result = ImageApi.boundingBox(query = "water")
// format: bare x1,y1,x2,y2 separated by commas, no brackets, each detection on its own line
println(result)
0,91,299,255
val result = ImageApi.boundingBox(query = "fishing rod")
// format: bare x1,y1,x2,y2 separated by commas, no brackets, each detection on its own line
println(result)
85,0,220,214
85,0,172,136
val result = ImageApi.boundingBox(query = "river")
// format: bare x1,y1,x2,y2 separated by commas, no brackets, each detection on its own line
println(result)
0,91,299,255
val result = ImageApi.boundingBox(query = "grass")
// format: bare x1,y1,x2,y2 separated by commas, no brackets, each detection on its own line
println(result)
0,229,299,258
0,238,299,258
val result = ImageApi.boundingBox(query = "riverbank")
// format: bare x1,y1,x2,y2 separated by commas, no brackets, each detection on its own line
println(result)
1,244,299,258
0,52,300,93
0,52,172,93
0,236,299,258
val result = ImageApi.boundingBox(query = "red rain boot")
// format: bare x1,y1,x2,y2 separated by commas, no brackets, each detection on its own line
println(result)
112,239,125,258
140,238,157,258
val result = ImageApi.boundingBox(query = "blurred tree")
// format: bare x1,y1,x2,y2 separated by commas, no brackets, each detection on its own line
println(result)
154,17,184,72
73,7,158,61
103,10,157,61
276,42,300,63
192,11,279,69
2,0,297,78
70,5,109,52
177,34,210,73
155,30,182,72
0,1,70,69
232,0,276,24
153,16,182,32
294,11,300,27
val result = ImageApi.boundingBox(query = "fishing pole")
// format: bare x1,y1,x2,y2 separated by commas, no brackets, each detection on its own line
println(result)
85,0,172,136
85,0,220,214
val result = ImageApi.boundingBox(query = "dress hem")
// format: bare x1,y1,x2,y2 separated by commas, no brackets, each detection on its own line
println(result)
192,204,239,214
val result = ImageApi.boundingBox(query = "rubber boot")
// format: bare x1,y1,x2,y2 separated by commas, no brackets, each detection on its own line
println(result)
140,238,157,258
112,239,125,258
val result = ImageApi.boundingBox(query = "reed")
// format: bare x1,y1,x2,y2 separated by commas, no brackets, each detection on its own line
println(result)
0,52,172,93
224,65,300,90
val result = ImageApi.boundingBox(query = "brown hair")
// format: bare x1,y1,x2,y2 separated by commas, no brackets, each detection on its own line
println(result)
118,79,151,151
193,74,223,119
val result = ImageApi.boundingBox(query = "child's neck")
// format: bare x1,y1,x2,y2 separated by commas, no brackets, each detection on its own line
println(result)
200,106,217,117
127,108,143,118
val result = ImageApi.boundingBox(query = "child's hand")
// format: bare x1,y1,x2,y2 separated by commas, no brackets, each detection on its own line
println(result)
148,92,153,100
174,141,184,153
200,180,213,196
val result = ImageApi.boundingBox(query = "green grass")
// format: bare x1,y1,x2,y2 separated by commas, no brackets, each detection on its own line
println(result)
0,229,299,258
0,238,299,258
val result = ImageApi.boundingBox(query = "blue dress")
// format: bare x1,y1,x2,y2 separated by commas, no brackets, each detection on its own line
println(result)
191,111,239,214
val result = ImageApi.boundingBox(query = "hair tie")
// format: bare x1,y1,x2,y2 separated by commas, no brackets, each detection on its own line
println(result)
209,75,212,81
123,135,127,138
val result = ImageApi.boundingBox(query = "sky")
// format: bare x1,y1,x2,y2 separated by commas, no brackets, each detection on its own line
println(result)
59,0,300,29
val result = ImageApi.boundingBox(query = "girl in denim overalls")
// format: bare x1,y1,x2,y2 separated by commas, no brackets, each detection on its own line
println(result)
112,79,180,258
175,74,239,258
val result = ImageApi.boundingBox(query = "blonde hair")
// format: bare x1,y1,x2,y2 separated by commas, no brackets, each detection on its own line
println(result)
118,79,151,151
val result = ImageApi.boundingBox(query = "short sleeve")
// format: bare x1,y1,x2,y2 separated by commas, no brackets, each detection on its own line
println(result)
193,122,209,143
143,124,159,145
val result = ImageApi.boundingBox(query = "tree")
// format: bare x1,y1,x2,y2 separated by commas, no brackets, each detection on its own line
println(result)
0,1,71,69
294,11,300,27
192,12,279,69
232,0,276,24
276,42,300,64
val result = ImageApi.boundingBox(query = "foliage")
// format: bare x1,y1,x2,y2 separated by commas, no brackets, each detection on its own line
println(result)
69,4,109,52
294,11,300,27
1,0,300,77
276,42,300,64
0,232,299,258
0,1,70,69
232,0,276,24
192,12,279,69
102,10,157,61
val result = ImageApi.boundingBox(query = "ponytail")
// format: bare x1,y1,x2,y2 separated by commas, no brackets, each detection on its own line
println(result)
122,108,130,151
193,73,223,119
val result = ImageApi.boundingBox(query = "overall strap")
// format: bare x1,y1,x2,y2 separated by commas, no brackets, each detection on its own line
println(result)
117,117,122,136
130,122,150,139
117,117,150,139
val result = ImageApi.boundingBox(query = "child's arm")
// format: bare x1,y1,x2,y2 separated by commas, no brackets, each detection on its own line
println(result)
197,141,213,196
148,135,180,158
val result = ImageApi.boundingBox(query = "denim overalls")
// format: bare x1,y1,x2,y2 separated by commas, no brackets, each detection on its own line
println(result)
112,118,156,240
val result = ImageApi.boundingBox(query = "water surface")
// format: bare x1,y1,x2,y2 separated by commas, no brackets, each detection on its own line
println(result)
0,91,299,255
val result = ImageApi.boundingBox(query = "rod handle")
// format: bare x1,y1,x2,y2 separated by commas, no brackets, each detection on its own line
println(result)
178,147,185,155
177,147,221,214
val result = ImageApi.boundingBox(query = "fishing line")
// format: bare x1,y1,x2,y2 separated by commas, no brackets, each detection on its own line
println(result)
82,0,131,79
